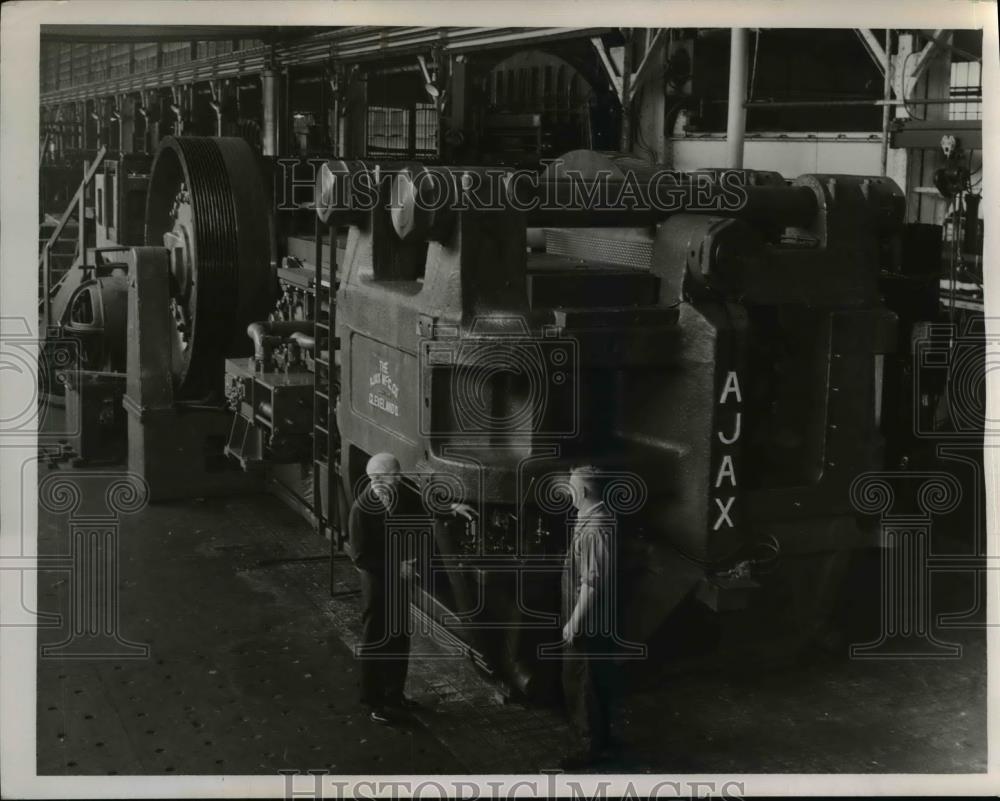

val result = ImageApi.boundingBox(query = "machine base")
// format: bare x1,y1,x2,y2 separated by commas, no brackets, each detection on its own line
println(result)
124,398,262,502
64,369,127,466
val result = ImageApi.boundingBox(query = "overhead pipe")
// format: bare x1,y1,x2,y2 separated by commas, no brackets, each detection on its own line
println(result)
740,97,980,108
726,27,749,169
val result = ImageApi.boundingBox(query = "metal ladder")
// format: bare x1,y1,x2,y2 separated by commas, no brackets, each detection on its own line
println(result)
310,217,356,597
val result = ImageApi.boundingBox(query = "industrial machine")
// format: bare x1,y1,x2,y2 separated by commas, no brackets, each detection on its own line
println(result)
298,150,901,694
41,150,151,465
106,133,904,696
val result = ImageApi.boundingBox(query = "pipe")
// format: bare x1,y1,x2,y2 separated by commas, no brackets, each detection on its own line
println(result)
290,330,316,351
726,28,749,169
247,320,314,361
741,98,982,108
209,100,223,137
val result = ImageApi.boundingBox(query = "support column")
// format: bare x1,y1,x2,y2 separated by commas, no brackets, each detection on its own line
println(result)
345,69,366,158
144,90,161,152
119,93,135,154
726,27,749,169
79,101,89,150
262,68,279,156
879,30,892,176
326,67,340,155
445,54,469,161
619,32,633,153
636,37,667,161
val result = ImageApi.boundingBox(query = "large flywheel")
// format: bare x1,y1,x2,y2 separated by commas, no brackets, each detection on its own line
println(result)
144,136,272,399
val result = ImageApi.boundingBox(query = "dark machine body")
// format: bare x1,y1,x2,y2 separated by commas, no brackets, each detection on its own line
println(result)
316,153,902,693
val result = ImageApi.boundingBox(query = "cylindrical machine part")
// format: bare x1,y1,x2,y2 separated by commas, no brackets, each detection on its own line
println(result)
318,151,821,237
314,159,375,225
516,182,819,229
389,161,820,235
726,28,749,169
62,272,130,372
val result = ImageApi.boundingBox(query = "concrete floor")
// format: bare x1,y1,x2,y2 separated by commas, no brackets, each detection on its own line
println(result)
37,466,987,775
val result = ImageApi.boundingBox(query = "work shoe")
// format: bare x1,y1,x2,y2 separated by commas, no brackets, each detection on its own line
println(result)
368,708,394,725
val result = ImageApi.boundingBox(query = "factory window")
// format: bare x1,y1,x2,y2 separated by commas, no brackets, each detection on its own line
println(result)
71,44,88,87
414,105,437,156
681,29,883,133
365,104,438,159
364,66,439,159
160,41,190,68
133,43,159,74
485,51,594,163
949,60,982,121
367,106,408,156
109,44,130,78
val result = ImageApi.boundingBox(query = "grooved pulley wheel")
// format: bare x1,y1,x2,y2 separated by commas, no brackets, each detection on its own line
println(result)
145,136,272,398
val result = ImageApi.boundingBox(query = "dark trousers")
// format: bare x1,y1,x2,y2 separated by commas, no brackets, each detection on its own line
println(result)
357,567,410,708
561,638,618,755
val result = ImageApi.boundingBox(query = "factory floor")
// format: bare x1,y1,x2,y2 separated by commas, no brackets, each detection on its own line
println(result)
36,462,986,775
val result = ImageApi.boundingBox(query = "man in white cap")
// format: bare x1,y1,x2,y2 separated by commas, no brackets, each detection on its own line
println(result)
347,452,418,724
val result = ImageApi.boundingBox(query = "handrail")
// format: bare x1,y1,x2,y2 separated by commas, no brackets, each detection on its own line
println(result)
39,132,52,164
40,144,107,331
39,145,107,265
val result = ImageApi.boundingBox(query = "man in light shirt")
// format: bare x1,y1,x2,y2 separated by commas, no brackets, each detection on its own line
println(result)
559,465,621,769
